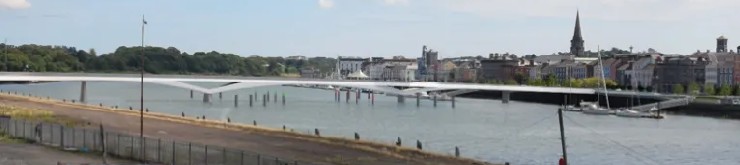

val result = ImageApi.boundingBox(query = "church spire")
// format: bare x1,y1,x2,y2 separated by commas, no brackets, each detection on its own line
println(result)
572,10,582,41
570,10,585,56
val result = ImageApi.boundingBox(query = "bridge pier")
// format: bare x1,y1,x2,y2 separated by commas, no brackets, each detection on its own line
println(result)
234,95,238,107
203,93,212,103
346,90,350,103
502,91,510,104
451,96,456,108
79,81,87,103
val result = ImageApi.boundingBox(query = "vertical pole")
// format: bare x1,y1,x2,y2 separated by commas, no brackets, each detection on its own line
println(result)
219,92,222,100
266,91,270,102
172,141,176,165
274,92,277,103
205,145,208,165
452,96,456,108
80,81,87,103
371,92,375,105
157,138,161,162
346,90,350,103
140,14,146,164
188,143,192,165
558,108,568,165
60,125,65,147
355,90,359,104
83,129,86,149
241,151,244,165
416,93,420,107
262,95,266,107
190,90,194,99
433,95,437,107
249,95,253,107
234,95,238,107
282,93,286,105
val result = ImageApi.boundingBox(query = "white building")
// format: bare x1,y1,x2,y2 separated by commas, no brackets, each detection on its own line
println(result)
336,56,365,79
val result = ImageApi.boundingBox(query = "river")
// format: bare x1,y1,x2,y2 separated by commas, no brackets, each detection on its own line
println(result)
1,81,739,165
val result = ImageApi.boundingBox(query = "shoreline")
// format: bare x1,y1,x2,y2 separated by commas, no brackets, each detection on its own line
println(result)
0,92,496,165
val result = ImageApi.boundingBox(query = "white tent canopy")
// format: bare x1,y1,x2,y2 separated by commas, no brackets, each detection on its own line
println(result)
347,70,369,79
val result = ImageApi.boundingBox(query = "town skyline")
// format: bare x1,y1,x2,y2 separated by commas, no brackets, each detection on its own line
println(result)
2,0,739,57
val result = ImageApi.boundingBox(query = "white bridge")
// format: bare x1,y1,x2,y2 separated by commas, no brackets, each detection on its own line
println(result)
0,72,599,104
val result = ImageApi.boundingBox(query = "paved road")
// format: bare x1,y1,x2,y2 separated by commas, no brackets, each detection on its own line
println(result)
0,94,492,165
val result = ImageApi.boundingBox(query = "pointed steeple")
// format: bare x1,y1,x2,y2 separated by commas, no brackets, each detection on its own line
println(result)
572,10,582,41
570,10,585,57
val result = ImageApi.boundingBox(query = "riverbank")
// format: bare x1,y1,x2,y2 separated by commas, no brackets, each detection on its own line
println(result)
0,93,496,165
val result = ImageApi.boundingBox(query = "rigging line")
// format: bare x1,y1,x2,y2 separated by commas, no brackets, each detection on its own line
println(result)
563,115,663,165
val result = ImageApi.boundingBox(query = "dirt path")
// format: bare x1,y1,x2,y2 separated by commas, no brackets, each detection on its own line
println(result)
0,94,494,165
0,142,133,165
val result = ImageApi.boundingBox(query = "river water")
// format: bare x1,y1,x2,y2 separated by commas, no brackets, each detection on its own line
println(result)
1,81,739,165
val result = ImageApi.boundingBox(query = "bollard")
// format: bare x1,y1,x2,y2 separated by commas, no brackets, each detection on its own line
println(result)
181,112,185,117
314,128,320,137
283,125,286,131
249,95,253,107
129,107,132,110
253,120,257,126
202,115,206,120
63,99,66,102
146,108,149,112
227,117,231,123
354,132,360,140
396,137,402,146
99,103,103,107
72,100,76,103
455,146,460,157
416,140,423,150
114,105,118,109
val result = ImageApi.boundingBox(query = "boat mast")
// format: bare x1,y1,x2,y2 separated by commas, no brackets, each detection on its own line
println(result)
597,46,611,109
558,107,568,164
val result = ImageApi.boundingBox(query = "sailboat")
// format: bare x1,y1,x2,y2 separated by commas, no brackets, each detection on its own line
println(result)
615,61,651,118
582,47,612,115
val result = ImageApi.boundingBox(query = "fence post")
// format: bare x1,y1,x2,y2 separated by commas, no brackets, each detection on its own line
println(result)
130,136,134,159
22,120,26,139
172,141,176,165
72,127,75,148
60,124,65,148
157,138,161,162
188,142,192,165
83,129,86,149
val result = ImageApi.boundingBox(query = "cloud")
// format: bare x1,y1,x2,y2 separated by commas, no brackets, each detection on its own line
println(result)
384,0,410,5
435,0,740,21
0,0,30,9
318,0,334,9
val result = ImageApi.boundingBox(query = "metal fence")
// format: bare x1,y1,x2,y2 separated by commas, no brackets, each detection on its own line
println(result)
0,117,311,165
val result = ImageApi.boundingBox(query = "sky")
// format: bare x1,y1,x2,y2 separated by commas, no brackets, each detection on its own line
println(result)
1,0,739,58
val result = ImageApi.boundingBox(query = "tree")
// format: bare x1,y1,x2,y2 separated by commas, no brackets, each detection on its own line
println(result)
687,82,700,95
718,84,732,96
505,79,518,85
673,84,685,94
704,84,715,96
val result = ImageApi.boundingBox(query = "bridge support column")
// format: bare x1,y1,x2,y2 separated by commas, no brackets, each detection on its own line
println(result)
502,91,510,104
203,94,212,103
433,95,437,107
416,93,421,107
234,95,238,107
355,90,359,104
451,96,456,108
80,81,87,103
346,90,350,103
397,96,405,103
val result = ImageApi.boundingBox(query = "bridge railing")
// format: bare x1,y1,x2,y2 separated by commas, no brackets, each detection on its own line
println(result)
0,117,312,165
632,97,692,111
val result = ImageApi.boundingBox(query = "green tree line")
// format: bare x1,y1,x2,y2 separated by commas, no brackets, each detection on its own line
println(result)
0,44,336,77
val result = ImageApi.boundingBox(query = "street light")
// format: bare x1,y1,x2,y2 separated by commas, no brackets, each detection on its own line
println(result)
140,15,147,162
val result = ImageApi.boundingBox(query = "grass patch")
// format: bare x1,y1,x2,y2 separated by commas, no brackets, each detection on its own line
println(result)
0,104,79,126
0,132,30,143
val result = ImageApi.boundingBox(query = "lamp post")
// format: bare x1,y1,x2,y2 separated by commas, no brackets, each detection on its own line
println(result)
140,15,147,162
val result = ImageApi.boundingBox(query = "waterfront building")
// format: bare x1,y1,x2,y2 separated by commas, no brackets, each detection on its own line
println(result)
336,56,366,79
417,45,440,82
480,54,519,82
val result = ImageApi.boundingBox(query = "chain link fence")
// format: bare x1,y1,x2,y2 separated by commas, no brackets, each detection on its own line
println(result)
0,116,312,165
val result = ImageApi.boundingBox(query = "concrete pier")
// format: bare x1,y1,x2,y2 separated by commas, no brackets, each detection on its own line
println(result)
502,91,511,104
234,95,238,107
433,95,437,107
203,93,212,103
249,95,253,107
452,97,456,108
79,81,87,103
416,93,420,107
